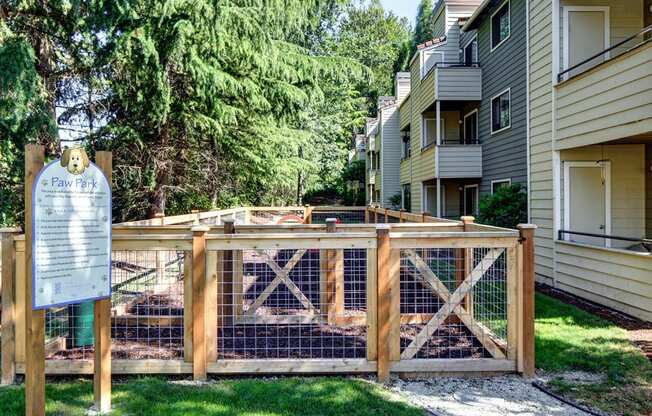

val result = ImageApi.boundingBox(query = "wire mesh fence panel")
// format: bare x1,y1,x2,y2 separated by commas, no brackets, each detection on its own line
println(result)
43,250,186,360
311,210,366,224
249,209,305,225
398,246,508,360
215,246,367,360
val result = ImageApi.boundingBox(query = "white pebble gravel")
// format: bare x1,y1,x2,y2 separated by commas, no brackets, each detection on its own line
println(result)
387,375,593,416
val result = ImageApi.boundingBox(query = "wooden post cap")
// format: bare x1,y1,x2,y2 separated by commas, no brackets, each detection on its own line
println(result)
517,224,538,230
191,225,210,233
460,216,475,224
375,224,391,231
326,218,337,232
191,209,199,214
154,213,165,218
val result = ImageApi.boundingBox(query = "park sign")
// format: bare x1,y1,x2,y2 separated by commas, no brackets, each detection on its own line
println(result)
32,147,112,309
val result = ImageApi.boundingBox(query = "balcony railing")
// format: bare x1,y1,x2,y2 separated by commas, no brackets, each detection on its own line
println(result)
558,230,652,253
558,24,652,82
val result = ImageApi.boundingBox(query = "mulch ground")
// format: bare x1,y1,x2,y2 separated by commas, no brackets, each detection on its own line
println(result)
536,283,652,363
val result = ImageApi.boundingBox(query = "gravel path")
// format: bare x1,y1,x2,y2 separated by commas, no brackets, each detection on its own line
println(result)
388,375,593,416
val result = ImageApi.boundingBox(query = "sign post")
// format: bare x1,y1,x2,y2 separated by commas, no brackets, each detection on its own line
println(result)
25,145,112,415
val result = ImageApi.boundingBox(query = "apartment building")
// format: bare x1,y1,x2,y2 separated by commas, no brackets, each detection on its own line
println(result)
528,0,652,320
399,0,485,217
364,96,402,206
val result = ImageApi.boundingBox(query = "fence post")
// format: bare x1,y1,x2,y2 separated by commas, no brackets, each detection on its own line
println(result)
191,225,209,381
376,224,391,382
364,208,370,224
374,208,378,224
384,208,389,224
304,205,313,224
399,209,405,223
1,229,19,385
24,144,45,416
321,219,340,324
518,224,537,378
94,151,112,412
205,243,218,363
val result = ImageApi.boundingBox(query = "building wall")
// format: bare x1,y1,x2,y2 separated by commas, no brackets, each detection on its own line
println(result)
528,0,555,281
647,143,652,237
559,144,646,248
475,0,529,196
380,105,402,207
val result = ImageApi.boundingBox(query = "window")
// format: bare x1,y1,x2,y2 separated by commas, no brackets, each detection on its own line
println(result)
491,1,510,51
491,178,512,194
491,89,510,133
422,117,444,148
401,130,411,159
402,184,411,211
463,110,478,144
463,38,477,66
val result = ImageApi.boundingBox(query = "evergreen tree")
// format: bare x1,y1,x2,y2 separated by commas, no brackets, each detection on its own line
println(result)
412,0,434,53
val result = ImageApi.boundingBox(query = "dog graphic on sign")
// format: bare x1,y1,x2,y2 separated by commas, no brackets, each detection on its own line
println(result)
61,147,90,175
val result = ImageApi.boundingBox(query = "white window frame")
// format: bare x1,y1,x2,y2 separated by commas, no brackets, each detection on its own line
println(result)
490,88,511,134
463,184,479,216
463,109,479,142
562,161,612,247
491,178,512,194
462,35,478,65
561,6,610,80
490,0,511,52
420,49,445,79
422,117,444,148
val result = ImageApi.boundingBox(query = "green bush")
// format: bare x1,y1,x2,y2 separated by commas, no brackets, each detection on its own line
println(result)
477,183,527,229
389,193,402,210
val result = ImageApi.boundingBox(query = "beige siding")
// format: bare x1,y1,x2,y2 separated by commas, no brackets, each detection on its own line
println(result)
647,144,652,237
380,105,402,206
560,144,646,248
399,96,411,129
529,0,556,281
400,159,410,184
559,0,645,69
555,42,652,149
555,242,652,321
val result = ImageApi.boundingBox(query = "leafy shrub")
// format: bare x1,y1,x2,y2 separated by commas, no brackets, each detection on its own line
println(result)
389,193,402,210
477,183,527,229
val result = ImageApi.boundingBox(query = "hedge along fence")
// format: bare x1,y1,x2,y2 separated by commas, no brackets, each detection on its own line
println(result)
0,206,535,382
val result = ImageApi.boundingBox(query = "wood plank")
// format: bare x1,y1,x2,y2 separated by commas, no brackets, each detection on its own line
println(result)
14,250,25,363
517,244,524,373
390,358,516,373
192,227,208,380
334,249,344,317
94,151,112,412
518,225,537,377
389,249,401,362
366,248,377,361
24,144,45,416
17,360,193,375
390,236,518,249
506,246,518,361
207,359,376,374
401,248,505,360
1,232,16,385
205,251,218,362
206,235,376,251
376,226,391,382
232,250,244,318
183,251,192,362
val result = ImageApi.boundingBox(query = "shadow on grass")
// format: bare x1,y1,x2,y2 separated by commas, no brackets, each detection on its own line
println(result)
0,377,424,416
535,293,651,381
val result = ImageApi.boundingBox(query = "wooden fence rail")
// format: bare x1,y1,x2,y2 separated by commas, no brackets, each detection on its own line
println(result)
0,207,535,382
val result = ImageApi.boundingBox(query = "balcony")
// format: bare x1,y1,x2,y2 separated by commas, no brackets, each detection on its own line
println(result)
437,139,482,179
554,25,652,150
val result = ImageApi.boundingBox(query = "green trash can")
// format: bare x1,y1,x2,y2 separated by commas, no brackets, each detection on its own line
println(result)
69,301,95,347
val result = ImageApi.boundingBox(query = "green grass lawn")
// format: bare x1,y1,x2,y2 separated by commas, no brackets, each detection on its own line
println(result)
0,377,423,416
535,293,652,416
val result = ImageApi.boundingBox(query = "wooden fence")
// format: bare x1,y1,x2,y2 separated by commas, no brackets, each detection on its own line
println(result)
1,206,535,382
